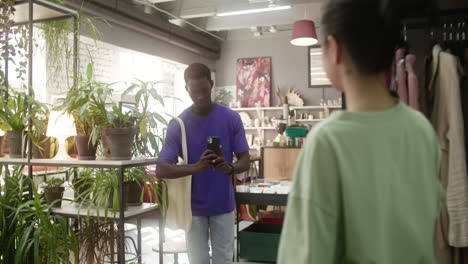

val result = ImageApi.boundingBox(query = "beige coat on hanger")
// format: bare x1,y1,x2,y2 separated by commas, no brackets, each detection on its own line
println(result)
429,45,468,252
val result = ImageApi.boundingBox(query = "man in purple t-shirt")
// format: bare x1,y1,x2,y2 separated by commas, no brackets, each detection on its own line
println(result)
157,63,250,264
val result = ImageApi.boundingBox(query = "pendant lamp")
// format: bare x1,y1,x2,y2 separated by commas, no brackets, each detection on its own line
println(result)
290,20,318,46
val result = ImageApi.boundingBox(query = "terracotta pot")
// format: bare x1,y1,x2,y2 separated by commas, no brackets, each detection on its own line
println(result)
7,131,25,158
100,127,111,159
125,181,143,206
103,127,137,160
44,186,65,208
32,135,56,159
2,135,9,155
76,136,98,160
0,136,3,157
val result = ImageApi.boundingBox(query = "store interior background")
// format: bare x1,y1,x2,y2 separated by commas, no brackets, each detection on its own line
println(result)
7,0,446,112
4,0,468,263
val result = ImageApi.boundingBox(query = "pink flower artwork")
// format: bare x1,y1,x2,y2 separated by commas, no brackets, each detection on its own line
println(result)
236,57,271,107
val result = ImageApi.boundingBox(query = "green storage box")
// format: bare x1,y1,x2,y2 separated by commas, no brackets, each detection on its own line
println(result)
285,127,307,147
239,223,283,262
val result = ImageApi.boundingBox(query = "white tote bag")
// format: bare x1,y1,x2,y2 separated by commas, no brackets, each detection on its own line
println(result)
164,118,192,232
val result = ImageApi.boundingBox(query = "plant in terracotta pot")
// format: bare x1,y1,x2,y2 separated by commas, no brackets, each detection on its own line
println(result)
58,63,113,160
0,87,29,158
102,106,138,160
43,177,65,208
123,80,169,158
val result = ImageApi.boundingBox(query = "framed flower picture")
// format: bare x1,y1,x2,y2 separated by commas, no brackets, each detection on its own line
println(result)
236,57,271,107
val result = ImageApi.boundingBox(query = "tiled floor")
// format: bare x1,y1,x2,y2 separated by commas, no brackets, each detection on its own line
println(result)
123,217,266,264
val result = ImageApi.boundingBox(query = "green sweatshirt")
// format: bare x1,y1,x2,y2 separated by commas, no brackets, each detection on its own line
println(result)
278,102,444,264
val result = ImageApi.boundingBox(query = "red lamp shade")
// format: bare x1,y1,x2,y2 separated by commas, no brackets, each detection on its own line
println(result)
290,20,318,46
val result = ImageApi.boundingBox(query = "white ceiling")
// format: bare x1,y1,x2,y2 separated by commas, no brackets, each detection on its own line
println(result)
152,0,324,32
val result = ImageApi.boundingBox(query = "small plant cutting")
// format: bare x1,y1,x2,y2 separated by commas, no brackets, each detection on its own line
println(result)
43,177,65,208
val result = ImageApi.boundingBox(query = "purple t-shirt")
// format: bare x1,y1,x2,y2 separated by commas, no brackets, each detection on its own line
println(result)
158,103,250,216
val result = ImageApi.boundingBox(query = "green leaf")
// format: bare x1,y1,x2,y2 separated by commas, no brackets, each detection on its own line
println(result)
86,63,93,80
139,119,148,140
150,88,165,107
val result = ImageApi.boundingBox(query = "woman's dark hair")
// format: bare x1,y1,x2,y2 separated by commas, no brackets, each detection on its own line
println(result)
184,63,212,83
321,0,401,74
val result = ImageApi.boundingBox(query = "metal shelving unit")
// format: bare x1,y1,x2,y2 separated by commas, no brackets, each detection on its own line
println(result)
0,158,164,264
2,2,164,263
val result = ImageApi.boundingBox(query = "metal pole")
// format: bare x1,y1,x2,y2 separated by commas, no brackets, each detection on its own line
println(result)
27,0,33,162
236,206,240,262
159,216,164,264
118,168,125,264
72,15,78,87
137,217,142,263
4,29,9,99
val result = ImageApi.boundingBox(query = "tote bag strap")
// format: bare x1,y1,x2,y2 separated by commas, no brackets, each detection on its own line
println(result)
173,118,188,163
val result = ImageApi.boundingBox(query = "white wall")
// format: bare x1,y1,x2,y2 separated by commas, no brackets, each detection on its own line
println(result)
84,20,217,71
215,29,340,106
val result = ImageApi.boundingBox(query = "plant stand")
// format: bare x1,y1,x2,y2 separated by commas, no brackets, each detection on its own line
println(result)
0,158,165,264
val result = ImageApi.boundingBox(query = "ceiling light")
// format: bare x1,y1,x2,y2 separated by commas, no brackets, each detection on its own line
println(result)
290,20,318,46
216,5,291,17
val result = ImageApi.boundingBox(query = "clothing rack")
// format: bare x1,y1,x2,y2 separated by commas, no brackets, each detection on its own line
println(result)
402,8,468,35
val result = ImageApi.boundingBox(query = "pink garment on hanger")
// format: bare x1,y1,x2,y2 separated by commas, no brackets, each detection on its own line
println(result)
405,54,420,111
395,48,408,104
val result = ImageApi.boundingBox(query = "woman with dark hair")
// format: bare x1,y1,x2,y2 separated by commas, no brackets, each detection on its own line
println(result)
278,0,444,263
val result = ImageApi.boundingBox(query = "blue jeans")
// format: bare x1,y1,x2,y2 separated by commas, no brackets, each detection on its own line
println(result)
187,211,234,264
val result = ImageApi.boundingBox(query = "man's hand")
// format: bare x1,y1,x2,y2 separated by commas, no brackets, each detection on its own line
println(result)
193,150,218,174
213,146,234,174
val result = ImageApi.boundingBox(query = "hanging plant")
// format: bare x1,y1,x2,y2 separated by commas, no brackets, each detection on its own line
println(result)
0,0,30,90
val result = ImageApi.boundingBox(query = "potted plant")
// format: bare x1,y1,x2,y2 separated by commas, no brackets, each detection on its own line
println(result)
43,177,65,208
71,167,94,202
0,87,29,158
0,165,78,263
101,106,138,160
58,63,113,160
88,169,129,215
123,80,169,158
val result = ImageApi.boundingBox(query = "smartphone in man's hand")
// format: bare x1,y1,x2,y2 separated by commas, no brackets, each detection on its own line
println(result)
206,136,220,154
